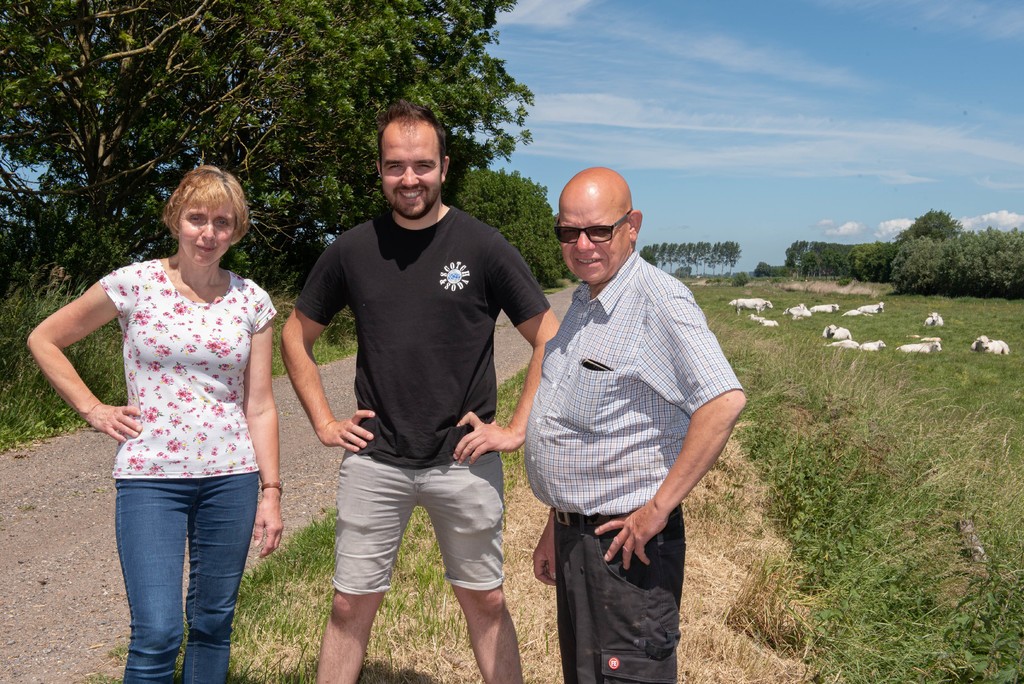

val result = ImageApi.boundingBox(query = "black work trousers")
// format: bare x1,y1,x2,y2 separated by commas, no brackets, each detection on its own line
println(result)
554,508,686,683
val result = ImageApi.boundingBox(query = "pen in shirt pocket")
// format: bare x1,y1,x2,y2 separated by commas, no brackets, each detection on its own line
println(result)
580,358,613,371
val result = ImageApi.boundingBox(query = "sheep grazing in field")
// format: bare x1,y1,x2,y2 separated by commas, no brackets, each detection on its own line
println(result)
924,312,944,327
858,340,886,351
841,309,872,317
857,302,885,314
759,319,780,327
826,339,860,349
729,297,773,314
908,335,942,342
897,341,942,353
822,324,852,341
970,335,1010,355
749,313,765,323
808,304,840,313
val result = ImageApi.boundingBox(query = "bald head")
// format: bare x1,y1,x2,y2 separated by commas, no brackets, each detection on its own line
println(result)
556,167,642,298
558,167,633,222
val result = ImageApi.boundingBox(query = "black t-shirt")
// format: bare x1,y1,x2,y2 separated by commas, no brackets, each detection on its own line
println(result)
296,208,550,468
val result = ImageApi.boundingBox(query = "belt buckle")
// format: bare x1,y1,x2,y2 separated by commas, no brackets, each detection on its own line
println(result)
554,510,572,526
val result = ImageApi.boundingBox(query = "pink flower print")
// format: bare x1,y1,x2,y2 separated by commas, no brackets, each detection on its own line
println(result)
173,302,190,316
196,432,208,444
176,388,194,403
142,407,160,422
155,271,167,283
218,363,232,371
153,321,168,333
154,345,172,358
166,438,185,453
132,310,151,326
226,390,239,403
169,415,183,427
184,344,197,354
172,363,187,375
160,374,173,385
117,284,128,296
162,288,174,298
211,404,225,418
148,361,161,371
145,336,158,347
232,316,243,325
205,339,232,358
128,455,146,471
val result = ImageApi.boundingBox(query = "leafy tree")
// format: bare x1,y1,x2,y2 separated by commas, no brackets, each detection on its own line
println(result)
895,209,963,244
849,241,898,283
753,261,773,278
450,168,567,288
890,238,945,295
0,0,531,292
639,244,657,266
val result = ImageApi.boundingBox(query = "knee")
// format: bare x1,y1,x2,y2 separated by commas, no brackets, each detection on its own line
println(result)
458,587,509,620
328,590,380,627
131,616,184,660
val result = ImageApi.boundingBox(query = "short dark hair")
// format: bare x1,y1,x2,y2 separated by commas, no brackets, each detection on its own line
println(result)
376,99,447,163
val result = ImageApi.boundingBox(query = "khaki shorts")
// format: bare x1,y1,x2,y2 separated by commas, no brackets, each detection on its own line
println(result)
332,453,505,594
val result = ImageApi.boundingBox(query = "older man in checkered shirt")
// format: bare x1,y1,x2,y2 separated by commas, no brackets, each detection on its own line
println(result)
525,167,746,684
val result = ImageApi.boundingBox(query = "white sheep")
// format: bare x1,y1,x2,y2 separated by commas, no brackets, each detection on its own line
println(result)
841,309,871,317
857,302,885,314
783,303,810,316
858,340,886,351
822,324,852,341
970,336,1010,355
897,341,942,353
759,319,780,327
729,298,773,314
808,304,840,313
748,313,765,323
826,339,861,349
924,312,944,327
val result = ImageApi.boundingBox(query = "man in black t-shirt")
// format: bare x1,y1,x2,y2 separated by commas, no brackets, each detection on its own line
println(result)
281,100,558,684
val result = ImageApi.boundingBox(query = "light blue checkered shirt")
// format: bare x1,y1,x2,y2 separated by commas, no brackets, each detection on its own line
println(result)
524,252,742,515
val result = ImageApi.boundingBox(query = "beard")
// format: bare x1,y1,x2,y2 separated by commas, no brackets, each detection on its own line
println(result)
386,184,441,224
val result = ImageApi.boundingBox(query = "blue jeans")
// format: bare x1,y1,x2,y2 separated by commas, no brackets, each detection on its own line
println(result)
115,473,258,683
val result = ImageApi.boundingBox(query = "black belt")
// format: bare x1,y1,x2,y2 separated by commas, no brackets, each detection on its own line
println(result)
553,506,683,530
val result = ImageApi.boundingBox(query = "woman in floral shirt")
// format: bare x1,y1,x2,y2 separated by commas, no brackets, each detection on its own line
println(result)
28,166,282,682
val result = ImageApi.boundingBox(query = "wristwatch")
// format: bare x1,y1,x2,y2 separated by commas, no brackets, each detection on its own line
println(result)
260,480,283,493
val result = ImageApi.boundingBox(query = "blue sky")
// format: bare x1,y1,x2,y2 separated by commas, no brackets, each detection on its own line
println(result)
489,0,1024,273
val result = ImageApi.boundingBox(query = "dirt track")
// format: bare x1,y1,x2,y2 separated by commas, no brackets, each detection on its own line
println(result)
0,288,575,683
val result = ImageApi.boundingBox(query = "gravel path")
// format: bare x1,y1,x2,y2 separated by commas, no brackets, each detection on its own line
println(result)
0,287,575,683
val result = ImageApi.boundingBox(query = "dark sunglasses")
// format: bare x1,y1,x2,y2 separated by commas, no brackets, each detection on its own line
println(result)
554,210,632,244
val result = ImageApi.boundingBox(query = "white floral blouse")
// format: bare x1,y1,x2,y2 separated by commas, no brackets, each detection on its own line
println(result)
100,260,276,479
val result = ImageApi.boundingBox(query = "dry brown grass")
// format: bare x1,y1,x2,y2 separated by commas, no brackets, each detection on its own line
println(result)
774,279,888,298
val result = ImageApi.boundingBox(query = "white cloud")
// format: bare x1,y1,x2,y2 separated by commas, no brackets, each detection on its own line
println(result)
875,218,913,240
960,210,1024,231
501,0,594,27
819,220,868,237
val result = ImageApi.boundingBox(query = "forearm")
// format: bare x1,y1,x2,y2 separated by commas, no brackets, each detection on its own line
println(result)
506,309,559,441
280,313,337,437
246,402,281,484
650,389,747,514
28,338,104,416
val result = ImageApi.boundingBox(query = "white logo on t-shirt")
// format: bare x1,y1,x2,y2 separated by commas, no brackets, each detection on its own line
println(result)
439,261,471,291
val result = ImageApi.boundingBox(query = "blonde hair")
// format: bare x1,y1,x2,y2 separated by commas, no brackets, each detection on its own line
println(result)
162,165,250,244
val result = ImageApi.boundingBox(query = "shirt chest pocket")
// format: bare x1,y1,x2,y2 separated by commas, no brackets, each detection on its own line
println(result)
554,364,636,434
